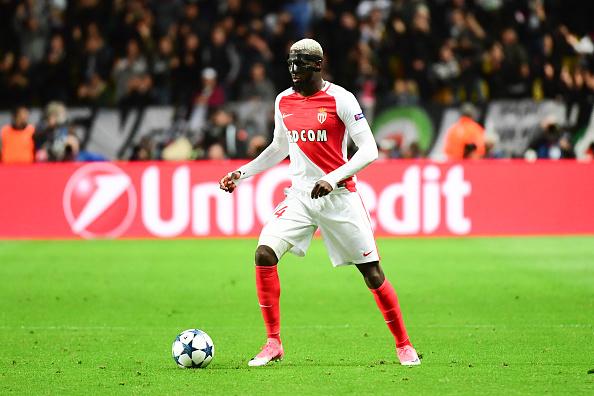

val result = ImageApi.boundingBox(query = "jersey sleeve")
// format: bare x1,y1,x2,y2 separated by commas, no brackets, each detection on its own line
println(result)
235,93,289,180
335,90,371,138
318,87,378,188
320,126,378,188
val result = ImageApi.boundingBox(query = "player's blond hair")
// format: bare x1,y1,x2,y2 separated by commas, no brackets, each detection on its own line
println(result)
290,38,323,57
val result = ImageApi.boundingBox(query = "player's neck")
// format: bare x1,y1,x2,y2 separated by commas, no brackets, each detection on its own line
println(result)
295,78,324,97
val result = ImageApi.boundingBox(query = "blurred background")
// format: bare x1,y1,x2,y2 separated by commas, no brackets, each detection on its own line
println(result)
1,4,593,393
1,0,593,163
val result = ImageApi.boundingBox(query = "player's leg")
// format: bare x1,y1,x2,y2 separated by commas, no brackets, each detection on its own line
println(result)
318,192,420,365
356,261,411,347
254,245,281,341
249,242,288,367
355,261,419,365
249,192,316,367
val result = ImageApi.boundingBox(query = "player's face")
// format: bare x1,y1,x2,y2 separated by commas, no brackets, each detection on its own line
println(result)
287,52,321,90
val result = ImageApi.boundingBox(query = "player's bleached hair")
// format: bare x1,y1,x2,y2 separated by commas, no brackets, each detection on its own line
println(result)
290,38,323,58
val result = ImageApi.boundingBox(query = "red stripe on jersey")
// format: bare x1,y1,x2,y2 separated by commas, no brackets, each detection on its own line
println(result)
280,89,356,191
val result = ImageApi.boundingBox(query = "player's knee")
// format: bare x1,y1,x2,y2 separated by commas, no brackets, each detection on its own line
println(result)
366,272,384,289
357,261,384,289
255,245,278,266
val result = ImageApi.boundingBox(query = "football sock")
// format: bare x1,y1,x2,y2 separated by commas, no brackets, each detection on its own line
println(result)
255,265,281,342
370,278,411,348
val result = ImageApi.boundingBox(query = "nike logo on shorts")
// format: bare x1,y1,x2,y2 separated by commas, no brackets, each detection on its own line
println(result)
282,113,293,119
363,251,373,257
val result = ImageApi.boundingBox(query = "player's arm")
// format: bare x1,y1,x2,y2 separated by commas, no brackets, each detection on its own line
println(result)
312,93,378,198
312,128,378,197
220,99,289,193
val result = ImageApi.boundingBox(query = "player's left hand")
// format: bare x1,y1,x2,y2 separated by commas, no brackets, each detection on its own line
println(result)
311,180,333,199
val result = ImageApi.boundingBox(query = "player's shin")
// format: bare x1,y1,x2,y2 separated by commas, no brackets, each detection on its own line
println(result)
370,279,411,348
255,265,281,342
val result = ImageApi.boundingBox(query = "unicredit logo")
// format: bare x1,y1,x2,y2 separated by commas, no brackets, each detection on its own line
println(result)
63,163,137,238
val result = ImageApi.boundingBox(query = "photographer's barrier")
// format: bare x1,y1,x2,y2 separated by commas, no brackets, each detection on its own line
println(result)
2,99,593,160
0,160,593,238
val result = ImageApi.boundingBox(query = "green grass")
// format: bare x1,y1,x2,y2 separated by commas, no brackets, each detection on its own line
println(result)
0,237,593,395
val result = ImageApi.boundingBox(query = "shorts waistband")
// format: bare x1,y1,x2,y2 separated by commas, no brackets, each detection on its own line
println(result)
286,185,351,196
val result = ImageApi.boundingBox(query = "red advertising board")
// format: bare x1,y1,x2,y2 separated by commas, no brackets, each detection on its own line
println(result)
0,160,593,238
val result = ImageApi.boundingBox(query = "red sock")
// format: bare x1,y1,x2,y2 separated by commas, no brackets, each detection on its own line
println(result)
370,279,411,348
255,265,281,342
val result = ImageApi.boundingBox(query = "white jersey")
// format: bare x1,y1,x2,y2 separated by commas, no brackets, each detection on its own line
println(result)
234,81,380,265
275,81,370,192
237,81,375,193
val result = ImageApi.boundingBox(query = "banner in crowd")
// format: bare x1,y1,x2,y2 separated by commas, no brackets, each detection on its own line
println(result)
483,100,567,157
2,99,593,162
1,160,593,239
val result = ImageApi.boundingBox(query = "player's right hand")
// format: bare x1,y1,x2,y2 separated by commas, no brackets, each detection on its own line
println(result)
219,171,241,193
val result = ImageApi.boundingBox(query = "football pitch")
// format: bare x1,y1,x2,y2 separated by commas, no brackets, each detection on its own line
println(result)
1,237,593,395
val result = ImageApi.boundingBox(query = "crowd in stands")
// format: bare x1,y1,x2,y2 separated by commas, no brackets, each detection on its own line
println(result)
0,0,593,162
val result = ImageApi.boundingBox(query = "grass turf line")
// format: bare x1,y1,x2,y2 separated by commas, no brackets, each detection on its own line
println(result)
0,237,593,395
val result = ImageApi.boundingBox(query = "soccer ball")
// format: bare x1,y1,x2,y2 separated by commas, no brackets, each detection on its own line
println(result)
171,329,215,368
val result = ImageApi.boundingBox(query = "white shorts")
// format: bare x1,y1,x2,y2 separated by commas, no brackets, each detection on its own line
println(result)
258,188,380,267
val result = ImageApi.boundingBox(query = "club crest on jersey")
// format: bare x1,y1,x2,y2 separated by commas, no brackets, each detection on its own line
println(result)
317,108,327,124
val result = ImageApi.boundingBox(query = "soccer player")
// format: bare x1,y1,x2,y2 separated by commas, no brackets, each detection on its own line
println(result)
219,38,420,367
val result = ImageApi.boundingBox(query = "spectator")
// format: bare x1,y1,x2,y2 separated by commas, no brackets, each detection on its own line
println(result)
5,55,34,106
429,42,460,104
444,103,485,160
13,1,50,65
238,62,276,102
113,39,152,107
178,1,210,39
0,52,16,109
402,141,423,159
1,106,35,164
525,119,575,159
61,128,106,162
202,25,241,94
206,142,226,160
152,36,178,105
152,0,184,37
533,34,562,99
328,11,360,92
482,41,506,98
240,31,274,75
162,136,193,161
406,5,434,100
382,78,420,107
34,101,69,162
40,34,69,103
561,59,594,137
585,142,594,160
188,68,226,132
129,135,155,161
134,8,157,57
359,6,385,50
378,137,401,159
355,56,378,120
246,134,268,158
484,131,504,159
376,11,407,92
76,33,112,105
500,27,531,98
174,32,203,106
201,107,248,159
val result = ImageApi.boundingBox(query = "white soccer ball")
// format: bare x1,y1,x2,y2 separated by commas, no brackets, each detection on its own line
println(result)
171,329,215,368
